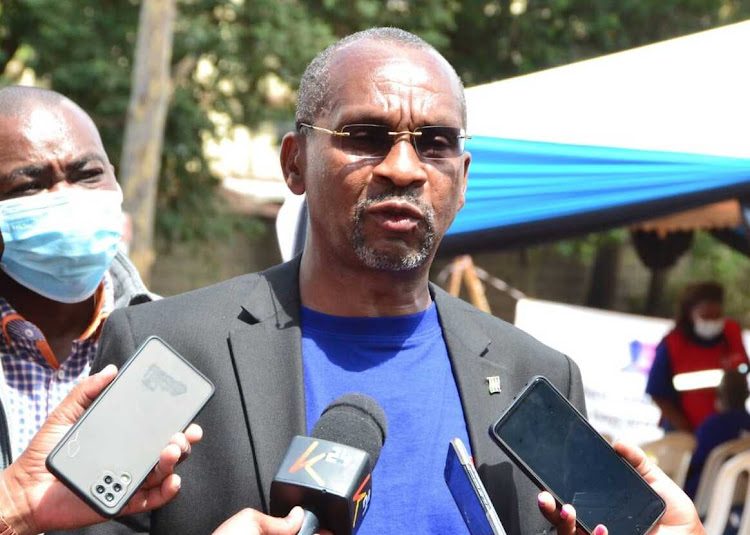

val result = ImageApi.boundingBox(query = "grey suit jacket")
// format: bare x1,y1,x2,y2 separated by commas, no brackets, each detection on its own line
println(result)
68,257,585,535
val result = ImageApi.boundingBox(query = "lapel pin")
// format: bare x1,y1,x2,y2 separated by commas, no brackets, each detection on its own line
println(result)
486,376,501,394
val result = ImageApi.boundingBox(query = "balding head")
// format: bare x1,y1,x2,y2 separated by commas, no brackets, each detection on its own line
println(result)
0,86,103,146
296,27,466,128
0,86,116,202
0,86,72,117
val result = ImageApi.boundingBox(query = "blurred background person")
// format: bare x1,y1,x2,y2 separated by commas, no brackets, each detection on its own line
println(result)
683,369,750,498
647,282,749,432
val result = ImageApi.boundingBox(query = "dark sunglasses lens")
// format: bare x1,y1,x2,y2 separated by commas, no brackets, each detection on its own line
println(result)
340,125,391,157
416,127,462,158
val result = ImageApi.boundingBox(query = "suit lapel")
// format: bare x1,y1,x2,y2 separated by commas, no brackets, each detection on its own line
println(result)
228,258,306,512
432,286,516,466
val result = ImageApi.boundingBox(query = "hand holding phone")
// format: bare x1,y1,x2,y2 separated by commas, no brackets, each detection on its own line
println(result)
537,440,707,535
0,364,203,535
491,377,666,534
46,337,214,519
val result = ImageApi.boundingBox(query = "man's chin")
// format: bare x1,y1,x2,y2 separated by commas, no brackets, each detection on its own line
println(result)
354,243,431,272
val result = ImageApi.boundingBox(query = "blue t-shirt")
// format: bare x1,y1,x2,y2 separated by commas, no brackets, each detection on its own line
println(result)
301,304,472,535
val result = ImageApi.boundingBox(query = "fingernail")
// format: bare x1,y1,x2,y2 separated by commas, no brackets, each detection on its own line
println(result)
594,525,606,535
174,475,181,489
537,495,545,506
100,364,117,375
560,507,569,520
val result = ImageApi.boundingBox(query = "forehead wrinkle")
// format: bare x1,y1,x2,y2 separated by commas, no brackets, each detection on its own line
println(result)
326,59,463,129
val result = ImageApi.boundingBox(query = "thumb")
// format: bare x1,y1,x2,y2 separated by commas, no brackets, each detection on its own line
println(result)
612,440,661,485
47,365,118,425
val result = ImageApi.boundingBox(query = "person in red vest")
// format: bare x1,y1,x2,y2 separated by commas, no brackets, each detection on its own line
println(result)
647,282,749,432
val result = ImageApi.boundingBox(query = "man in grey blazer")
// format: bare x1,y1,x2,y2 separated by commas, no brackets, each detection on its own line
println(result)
83,28,702,535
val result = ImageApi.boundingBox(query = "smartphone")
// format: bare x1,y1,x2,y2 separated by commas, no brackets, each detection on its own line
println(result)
490,376,665,534
444,438,507,535
46,336,215,517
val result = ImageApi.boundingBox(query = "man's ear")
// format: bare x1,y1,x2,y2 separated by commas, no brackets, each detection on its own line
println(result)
457,151,471,211
281,132,305,195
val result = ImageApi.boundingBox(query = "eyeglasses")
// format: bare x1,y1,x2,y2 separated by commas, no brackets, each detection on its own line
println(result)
298,123,471,159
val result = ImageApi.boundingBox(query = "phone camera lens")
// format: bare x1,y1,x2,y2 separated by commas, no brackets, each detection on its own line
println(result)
105,493,114,502
96,485,105,494
104,475,113,484
113,483,122,492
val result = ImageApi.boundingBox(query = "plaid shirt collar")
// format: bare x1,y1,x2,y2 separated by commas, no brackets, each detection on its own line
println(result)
0,271,115,369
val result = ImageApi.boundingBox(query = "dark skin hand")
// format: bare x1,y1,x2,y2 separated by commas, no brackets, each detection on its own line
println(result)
212,507,332,535
0,365,203,535
0,100,119,363
537,441,705,535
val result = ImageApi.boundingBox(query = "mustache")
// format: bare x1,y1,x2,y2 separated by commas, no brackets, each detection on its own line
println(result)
356,191,434,222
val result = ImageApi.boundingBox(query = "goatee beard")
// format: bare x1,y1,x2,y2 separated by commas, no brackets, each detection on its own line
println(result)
351,192,435,271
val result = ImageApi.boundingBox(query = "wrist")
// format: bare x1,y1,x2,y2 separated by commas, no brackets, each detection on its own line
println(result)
0,466,35,535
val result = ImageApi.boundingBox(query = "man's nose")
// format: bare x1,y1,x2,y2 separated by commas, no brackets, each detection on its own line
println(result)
372,136,428,188
48,179,76,193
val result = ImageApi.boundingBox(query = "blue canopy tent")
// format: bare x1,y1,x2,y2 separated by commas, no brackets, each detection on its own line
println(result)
437,20,750,256
439,137,750,255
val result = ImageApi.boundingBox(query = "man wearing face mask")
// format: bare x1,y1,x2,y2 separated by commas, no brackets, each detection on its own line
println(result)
0,86,155,469
647,282,749,432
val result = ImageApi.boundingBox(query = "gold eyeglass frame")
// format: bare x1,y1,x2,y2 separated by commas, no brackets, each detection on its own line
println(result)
298,122,471,158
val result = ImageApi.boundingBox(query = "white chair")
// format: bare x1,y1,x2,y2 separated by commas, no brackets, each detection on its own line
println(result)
695,436,750,517
703,450,750,535
640,431,696,488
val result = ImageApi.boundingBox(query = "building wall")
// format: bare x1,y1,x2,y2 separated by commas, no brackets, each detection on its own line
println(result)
150,218,282,297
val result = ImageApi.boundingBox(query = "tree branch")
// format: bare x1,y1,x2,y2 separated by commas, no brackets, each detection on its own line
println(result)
0,36,21,77
170,54,197,96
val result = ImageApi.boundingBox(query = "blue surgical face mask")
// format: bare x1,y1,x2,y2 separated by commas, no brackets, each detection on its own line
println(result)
0,189,124,303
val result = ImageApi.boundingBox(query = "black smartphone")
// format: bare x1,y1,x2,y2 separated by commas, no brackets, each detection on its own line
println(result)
46,336,214,517
490,376,665,534
444,438,507,535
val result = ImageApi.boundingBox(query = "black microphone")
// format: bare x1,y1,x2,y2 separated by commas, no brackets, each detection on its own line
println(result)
270,393,388,535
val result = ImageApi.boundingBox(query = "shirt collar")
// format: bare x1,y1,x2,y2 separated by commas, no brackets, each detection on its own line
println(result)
0,270,115,347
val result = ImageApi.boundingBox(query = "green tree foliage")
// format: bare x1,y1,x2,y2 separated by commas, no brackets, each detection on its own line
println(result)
0,0,336,242
1,0,748,245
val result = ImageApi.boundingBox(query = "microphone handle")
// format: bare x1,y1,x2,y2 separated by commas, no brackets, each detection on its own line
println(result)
298,509,321,535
